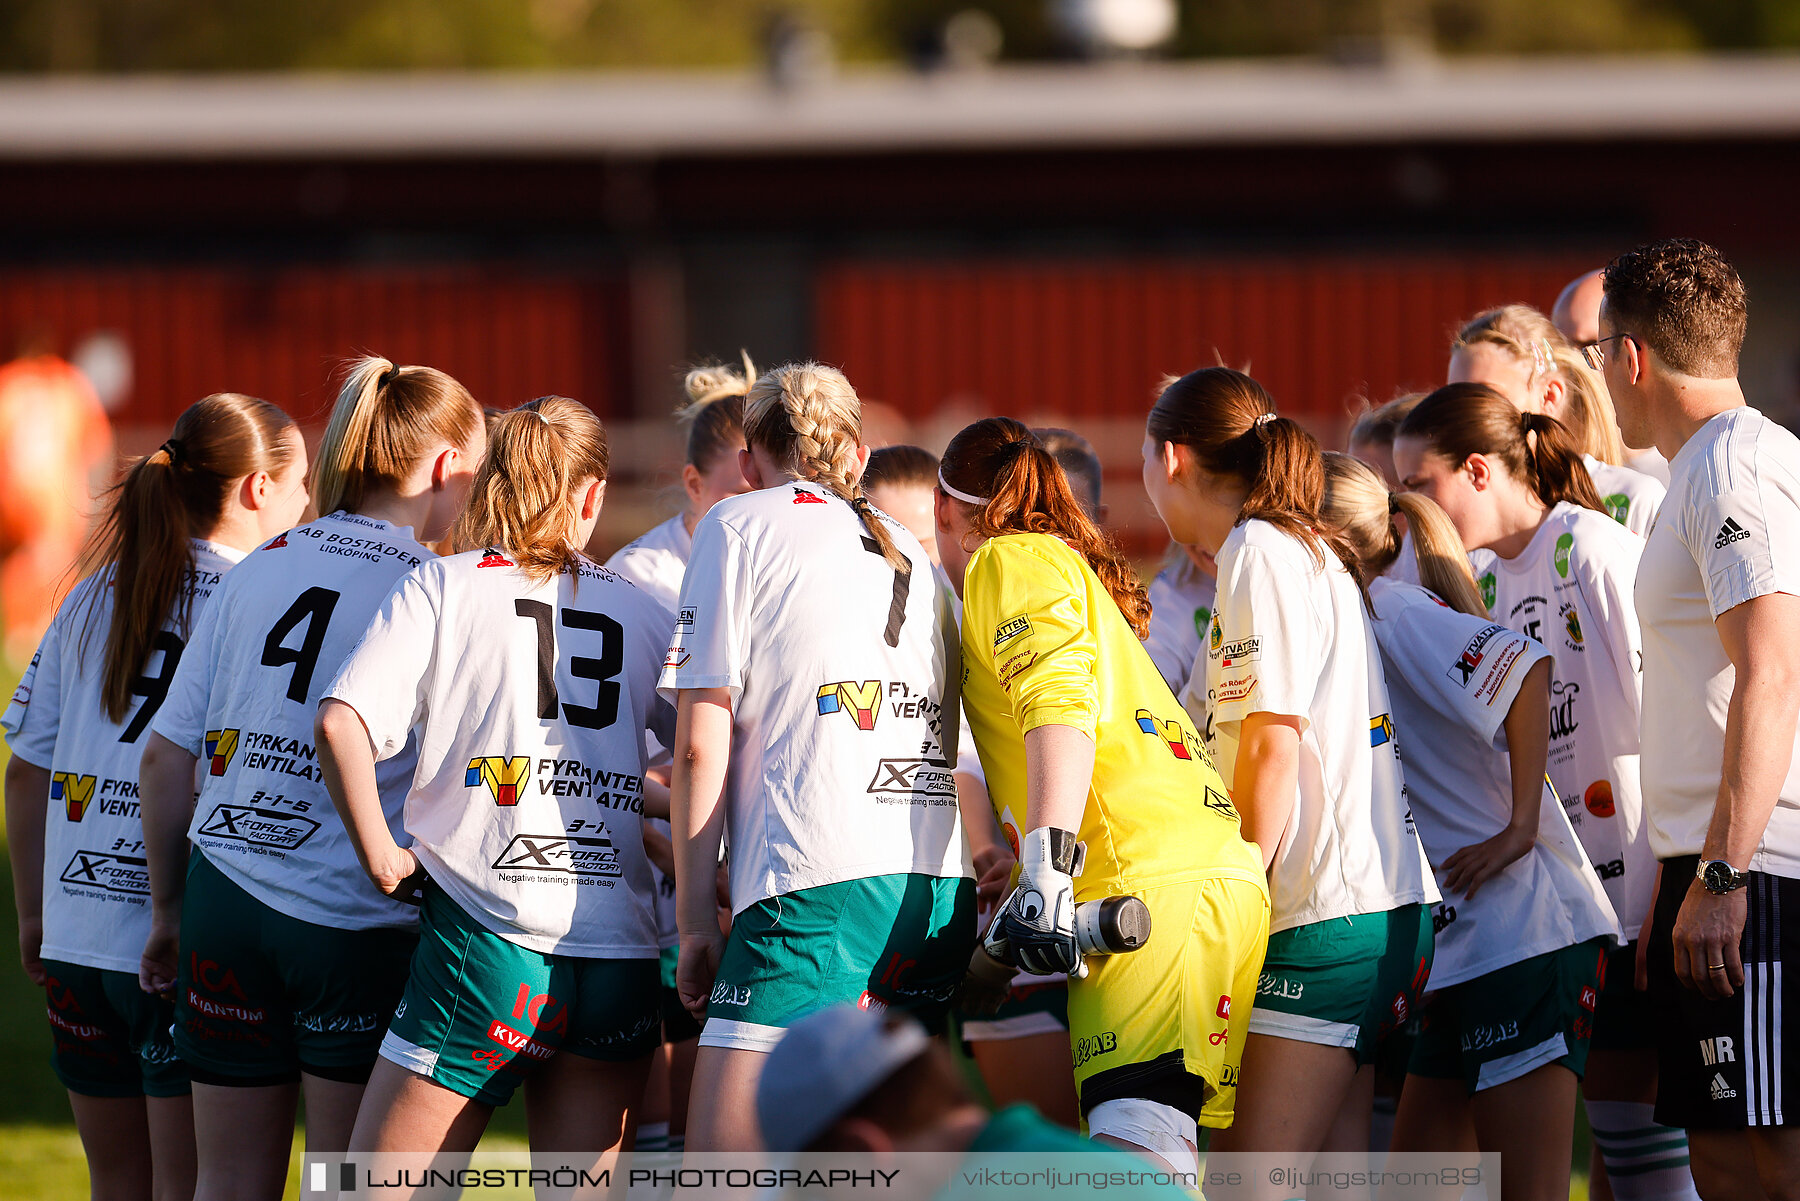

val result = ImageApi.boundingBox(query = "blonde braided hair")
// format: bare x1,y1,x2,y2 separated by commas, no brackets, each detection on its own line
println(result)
743,362,910,571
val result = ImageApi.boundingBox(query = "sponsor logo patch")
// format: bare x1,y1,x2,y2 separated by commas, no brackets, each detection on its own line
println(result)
791,486,827,505
1583,780,1615,819
867,758,957,800
1135,707,1203,760
816,680,882,730
993,615,1032,648
1369,713,1395,747
1715,518,1750,549
466,756,531,806
478,547,516,568
1554,532,1575,578
204,728,240,777
1218,636,1260,668
1448,625,1503,688
197,803,320,850
491,833,622,878
51,772,96,822
662,647,690,669
1216,674,1257,704
59,849,149,894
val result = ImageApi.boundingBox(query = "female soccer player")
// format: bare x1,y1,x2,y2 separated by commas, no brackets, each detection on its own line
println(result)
1450,304,1664,536
137,358,484,1201
320,397,671,1164
1394,384,1683,1198
4,394,306,1201
938,416,1267,1175
1141,367,1435,1163
605,358,753,1151
1143,543,1215,700
867,441,1080,1128
663,362,972,1152
1322,452,1622,1201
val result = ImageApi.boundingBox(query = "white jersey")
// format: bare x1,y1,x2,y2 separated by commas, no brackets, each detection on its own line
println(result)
1637,407,1800,877
1367,578,1620,986
604,512,692,949
327,550,672,956
3,542,244,974
1473,503,1653,937
1144,552,1215,698
1588,456,1665,539
606,513,690,611
659,481,969,913
152,512,429,931
1202,519,1434,933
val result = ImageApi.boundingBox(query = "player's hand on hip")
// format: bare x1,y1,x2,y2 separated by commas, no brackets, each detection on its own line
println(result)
677,930,725,1020
984,827,1080,977
1671,882,1746,1001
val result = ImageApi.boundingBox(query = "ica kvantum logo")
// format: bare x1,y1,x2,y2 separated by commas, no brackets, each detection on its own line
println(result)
203,729,240,777
51,772,96,822
816,681,882,731
467,756,531,806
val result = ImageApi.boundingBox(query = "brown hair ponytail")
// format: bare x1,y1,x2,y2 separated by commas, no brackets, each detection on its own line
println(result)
313,355,481,516
1399,383,1606,515
1321,452,1488,618
452,396,609,583
939,417,1151,638
742,361,910,572
78,393,299,721
1147,366,1362,580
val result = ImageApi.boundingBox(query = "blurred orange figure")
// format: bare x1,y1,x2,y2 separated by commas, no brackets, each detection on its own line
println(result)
0,351,112,664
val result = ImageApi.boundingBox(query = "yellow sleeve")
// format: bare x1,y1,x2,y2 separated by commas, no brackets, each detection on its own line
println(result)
963,540,1099,738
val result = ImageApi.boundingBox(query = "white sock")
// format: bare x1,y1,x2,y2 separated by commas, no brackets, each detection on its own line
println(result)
1586,1100,1701,1201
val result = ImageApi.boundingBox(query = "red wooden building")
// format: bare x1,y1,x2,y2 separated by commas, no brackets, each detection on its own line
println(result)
3,57,1799,549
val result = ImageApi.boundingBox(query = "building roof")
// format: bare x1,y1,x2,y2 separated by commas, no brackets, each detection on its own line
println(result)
4,54,1800,159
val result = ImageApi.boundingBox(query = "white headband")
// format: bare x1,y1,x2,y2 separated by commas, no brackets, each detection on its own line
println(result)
937,469,988,506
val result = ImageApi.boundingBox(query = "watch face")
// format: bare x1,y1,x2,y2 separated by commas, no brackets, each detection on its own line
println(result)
1703,861,1738,892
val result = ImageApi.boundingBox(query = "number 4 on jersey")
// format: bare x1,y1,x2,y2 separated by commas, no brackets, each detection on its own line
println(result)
260,587,341,703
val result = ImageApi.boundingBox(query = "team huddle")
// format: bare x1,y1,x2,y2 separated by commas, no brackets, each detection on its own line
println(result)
5,236,1797,1201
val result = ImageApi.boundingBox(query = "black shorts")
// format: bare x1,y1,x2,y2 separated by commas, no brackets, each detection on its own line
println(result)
1592,940,1655,1052
1648,856,1798,1130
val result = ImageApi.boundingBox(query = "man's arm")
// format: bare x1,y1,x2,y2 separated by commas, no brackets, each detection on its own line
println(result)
1672,592,1800,999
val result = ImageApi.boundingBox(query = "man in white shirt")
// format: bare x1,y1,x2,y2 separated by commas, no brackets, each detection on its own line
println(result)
1603,238,1800,1201
1558,266,1671,485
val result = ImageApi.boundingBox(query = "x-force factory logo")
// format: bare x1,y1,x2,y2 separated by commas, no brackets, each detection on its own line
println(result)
51,772,95,822
467,756,531,806
204,729,240,777
816,681,882,730
867,758,957,800
60,849,149,895
198,804,320,850
492,833,622,878
1135,708,1204,761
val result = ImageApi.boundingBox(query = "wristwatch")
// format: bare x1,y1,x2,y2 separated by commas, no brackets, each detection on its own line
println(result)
1697,859,1750,895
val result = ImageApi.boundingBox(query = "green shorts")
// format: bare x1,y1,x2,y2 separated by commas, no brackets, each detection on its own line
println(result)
957,974,1070,1042
174,851,416,1086
1410,937,1608,1093
43,960,188,1098
381,883,661,1106
1249,903,1433,1064
700,873,976,1053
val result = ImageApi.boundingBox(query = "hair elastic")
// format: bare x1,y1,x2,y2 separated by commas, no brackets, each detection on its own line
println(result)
937,469,988,507
1388,492,1401,516
160,439,185,466
1254,412,1277,427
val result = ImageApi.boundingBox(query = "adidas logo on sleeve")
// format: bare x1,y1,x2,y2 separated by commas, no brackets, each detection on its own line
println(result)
1715,518,1750,549
1710,1071,1738,1100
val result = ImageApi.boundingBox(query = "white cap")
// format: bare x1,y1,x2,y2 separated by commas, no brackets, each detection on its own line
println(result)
754,1004,931,1152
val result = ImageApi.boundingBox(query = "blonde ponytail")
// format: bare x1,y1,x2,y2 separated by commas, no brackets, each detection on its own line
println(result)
743,361,909,572
312,355,481,516
1321,452,1488,619
676,351,754,472
452,397,609,584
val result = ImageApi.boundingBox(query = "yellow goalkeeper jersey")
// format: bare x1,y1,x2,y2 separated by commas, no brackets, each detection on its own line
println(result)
960,532,1266,898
